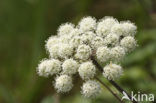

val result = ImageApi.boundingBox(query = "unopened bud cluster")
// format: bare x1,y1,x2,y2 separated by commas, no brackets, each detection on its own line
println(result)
37,16,137,98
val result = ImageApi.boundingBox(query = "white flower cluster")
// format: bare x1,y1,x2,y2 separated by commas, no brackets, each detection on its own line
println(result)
55,75,73,92
62,59,79,75
37,16,137,98
78,61,96,80
81,80,101,98
103,63,123,80
37,59,61,77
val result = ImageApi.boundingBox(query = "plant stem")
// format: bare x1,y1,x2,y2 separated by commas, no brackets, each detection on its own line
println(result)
95,77,125,103
91,56,138,103
54,93,60,103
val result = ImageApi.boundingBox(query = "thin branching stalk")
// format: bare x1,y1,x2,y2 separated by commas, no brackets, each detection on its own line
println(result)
91,56,138,103
95,77,125,103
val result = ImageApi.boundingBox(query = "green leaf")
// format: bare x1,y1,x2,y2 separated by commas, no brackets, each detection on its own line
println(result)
0,84,15,103
41,95,54,103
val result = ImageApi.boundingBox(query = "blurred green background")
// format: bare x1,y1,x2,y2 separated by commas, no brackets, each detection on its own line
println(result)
0,0,156,103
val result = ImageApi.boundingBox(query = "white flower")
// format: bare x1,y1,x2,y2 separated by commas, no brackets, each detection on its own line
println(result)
96,46,110,63
45,36,60,51
110,46,125,61
70,28,81,37
91,36,105,49
78,62,96,80
37,59,61,77
104,33,119,46
75,44,92,61
81,32,95,45
78,16,96,32
97,17,118,37
97,25,110,37
37,16,138,98
120,36,137,52
81,80,101,98
49,44,60,58
103,63,123,80
47,59,62,75
58,23,74,36
62,59,79,75
55,75,73,93
121,21,137,36
59,35,71,43
111,23,124,36
59,43,74,58
102,17,118,28
70,35,83,48
37,59,49,77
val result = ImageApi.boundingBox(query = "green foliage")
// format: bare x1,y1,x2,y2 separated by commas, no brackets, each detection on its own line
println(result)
41,95,54,103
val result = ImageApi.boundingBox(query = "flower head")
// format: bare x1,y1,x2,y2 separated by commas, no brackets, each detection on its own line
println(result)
103,63,123,80
81,31,95,45
78,62,96,80
121,21,137,36
78,16,96,32
91,36,105,49
59,43,74,59
97,17,118,37
70,35,83,48
70,28,81,37
58,23,74,36
110,46,125,61
37,59,61,77
75,44,92,61
96,46,110,63
45,36,60,51
37,16,138,98
120,36,137,52
81,80,101,98
55,75,73,93
48,44,60,59
62,59,79,75
111,23,124,36
104,33,119,46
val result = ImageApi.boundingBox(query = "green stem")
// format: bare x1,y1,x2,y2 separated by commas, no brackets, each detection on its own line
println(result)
95,77,125,103
91,56,138,103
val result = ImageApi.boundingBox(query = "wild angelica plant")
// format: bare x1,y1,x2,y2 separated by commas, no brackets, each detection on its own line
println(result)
37,16,137,102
